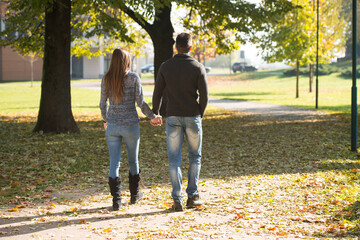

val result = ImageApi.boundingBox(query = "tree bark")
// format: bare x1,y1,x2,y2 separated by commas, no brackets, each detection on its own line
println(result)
33,0,79,133
149,5,174,116
296,60,299,98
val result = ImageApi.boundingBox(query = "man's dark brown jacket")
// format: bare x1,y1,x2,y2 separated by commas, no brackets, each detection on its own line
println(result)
152,53,208,117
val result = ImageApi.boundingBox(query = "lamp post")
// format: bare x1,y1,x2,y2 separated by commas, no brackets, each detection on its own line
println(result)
351,0,358,151
315,0,319,109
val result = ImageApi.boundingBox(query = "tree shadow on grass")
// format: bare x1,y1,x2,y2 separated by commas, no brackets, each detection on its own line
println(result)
200,111,359,178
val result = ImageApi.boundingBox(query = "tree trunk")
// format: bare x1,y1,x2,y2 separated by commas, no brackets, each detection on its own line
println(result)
309,64,313,93
33,0,79,133
147,4,174,116
296,60,299,98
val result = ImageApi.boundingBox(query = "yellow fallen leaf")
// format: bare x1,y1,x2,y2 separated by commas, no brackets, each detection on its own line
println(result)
162,202,172,208
7,207,19,212
276,231,288,236
103,227,112,233
70,207,78,212
195,205,206,211
46,203,56,209
237,213,244,218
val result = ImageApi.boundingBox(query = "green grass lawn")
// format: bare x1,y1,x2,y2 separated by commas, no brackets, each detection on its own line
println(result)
1,69,354,114
1,71,360,238
208,70,354,114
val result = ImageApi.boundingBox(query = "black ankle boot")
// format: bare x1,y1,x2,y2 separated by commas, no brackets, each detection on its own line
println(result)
129,170,143,204
108,177,121,210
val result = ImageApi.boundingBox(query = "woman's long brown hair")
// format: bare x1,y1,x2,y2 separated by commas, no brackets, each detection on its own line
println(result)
104,49,131,104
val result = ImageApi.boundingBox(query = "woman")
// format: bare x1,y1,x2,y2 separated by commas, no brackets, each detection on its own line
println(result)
100,48,161,210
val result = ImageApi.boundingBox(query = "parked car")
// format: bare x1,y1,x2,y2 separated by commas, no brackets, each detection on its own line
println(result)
141,64,154,73
232,62,243,73
244,65,258,72
149,65,154,74
232,62,258,73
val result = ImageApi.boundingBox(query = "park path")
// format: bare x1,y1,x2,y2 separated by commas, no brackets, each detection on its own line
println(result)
71,81,324,120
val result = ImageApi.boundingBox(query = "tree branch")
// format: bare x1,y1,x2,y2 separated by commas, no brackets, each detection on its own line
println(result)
118,3,152,35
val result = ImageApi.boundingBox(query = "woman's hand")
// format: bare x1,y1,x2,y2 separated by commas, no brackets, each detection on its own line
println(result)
150,115,162,126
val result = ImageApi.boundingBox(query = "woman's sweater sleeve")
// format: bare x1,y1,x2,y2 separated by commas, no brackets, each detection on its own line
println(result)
134,75,156,120
99,78,108,122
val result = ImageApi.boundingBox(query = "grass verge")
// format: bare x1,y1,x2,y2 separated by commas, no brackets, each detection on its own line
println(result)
208,70,354,114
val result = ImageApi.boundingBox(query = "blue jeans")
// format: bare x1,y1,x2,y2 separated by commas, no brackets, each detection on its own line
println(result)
106,123,140,178
166,116,202,202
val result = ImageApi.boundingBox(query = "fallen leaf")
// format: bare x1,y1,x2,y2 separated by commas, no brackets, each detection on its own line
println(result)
276,231,288,236
7,207,19,212
70,207,78,212
195,205,206,211
10,181,19,187
46,203,56,209
44,187,54,192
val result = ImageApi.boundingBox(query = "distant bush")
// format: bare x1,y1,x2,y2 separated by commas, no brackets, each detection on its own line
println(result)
340,67,360,78
283,66,307,76
283,64,337,77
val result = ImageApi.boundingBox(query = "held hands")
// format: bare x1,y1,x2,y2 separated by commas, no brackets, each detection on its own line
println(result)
150,115,162,126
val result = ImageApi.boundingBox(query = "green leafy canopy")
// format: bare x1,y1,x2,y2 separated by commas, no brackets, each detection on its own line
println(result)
0,0,295,58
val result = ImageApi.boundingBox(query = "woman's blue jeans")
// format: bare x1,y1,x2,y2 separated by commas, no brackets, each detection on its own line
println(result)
166,116,202,202
106,123,140,178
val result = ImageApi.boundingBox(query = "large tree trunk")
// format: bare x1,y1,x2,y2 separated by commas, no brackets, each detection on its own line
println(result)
148,4,174,116
33,0,79,133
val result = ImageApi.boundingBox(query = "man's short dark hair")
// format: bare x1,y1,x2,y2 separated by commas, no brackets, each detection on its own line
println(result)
176,33,192,53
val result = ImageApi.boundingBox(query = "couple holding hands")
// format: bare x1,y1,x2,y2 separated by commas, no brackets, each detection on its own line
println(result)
99,33,208,212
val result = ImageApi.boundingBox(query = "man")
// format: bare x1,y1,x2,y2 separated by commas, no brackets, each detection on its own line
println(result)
152,33,208,211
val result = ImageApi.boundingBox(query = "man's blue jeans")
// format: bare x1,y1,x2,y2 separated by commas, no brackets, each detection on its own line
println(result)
166,116,202,202
106,123,140,178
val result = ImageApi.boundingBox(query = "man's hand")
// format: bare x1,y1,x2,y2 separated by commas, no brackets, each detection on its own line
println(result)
104,122,108,130
150,115,162,126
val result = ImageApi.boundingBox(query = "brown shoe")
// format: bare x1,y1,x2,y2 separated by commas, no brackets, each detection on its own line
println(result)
171,200,184,212
186,194,203,208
